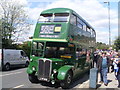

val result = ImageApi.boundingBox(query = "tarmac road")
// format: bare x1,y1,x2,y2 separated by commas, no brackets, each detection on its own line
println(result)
1,67,89,89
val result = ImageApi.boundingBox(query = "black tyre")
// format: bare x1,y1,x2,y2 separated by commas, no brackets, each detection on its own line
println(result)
28,73,39,83
4,63,10,71
60,71,72,89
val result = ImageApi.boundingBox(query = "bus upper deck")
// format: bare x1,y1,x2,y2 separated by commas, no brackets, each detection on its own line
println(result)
33,8,96,45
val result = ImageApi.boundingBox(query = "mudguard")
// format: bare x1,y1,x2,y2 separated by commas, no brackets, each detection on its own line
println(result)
57,65,73,80
26,67,33,74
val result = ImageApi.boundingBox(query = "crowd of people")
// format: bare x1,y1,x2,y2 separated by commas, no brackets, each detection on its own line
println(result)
93,49,120,88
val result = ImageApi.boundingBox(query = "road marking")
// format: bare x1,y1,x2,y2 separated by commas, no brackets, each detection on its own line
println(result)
0,71,23,77
13,84,24,88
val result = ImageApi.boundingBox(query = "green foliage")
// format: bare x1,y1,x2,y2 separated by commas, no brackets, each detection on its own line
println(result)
114,37,120,51
2,39,14,49
1,0,31,48
96,42,109,50
17,41,31,58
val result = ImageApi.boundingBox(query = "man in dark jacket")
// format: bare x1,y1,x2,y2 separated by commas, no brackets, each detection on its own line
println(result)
97,52,110,86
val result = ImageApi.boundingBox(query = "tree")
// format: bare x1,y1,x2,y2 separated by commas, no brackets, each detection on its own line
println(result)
96,42,109,50
0,0,31,48
17,41,31,58
114,36,120,51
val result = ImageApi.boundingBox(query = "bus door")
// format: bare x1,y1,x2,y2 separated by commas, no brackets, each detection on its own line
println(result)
76,49,86,70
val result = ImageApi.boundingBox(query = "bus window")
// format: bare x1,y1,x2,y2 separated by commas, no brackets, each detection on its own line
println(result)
86,26,90,33
45,47,74,58
91,29,96,37
33,42,37,50
38,13,69,23
90,28,92,37
32,42,44,56
54,13,69,22
83,22,86,31
86,26,91,37
38,13,53,23
93,31,95,37
70,14,77,25
77,17,83,29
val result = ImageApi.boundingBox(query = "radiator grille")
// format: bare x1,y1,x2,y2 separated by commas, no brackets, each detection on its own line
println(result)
38,59,52,81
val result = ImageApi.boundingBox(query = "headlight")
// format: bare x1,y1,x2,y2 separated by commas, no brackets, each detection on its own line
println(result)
30,59,33,62
32,66,35,71
53,69,57,73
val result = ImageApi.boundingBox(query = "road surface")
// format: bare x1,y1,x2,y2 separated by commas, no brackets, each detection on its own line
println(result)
1,67,119,89
1,67,89,89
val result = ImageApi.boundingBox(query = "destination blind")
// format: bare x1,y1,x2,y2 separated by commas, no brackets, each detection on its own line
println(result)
39,24,61,38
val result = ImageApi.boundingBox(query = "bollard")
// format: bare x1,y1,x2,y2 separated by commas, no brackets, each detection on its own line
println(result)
89,67,98,88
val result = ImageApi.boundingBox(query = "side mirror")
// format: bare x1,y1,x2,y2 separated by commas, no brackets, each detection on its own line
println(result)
29,37,33,39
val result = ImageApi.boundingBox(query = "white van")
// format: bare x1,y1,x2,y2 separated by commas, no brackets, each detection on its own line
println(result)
2,49,29,70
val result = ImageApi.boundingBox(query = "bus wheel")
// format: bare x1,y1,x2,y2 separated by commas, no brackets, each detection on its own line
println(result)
60,71,72,89
28,73,39,83
4,63,10,71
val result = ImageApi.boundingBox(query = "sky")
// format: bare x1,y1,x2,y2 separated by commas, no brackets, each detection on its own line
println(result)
2,0,119,44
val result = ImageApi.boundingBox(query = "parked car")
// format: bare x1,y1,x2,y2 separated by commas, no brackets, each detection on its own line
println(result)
1,49,29,70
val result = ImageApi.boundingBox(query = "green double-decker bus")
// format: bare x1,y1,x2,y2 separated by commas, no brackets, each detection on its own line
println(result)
27,8,96,89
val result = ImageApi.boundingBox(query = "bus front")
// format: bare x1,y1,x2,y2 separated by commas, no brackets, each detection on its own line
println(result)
27,8,75,87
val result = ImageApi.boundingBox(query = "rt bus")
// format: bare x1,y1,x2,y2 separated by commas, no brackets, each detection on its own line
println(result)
27,8,96,89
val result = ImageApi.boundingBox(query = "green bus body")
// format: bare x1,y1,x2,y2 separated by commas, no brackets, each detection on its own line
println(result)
27,8,96,88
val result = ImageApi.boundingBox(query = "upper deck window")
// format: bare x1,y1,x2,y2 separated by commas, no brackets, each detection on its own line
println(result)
91,29,96,37
83,22,87,31
54,13,69,22
70,14,77,25
38,13,69,23
86,26,91,33
77,17,83,29
38,14,53,23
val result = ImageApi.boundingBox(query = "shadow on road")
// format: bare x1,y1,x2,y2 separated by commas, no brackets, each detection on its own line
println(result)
96,84,101,88
38,72,89,89
108,79,112,83
1,66,27,72
69,73,89,88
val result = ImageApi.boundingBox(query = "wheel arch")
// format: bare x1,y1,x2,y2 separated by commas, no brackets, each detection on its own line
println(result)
57,65,74,80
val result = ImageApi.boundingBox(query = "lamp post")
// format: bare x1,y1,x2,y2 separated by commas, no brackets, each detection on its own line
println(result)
104,1,111,46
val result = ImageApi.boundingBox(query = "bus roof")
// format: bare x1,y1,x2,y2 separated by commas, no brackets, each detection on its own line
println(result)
41,8,72,14
41,8,95,31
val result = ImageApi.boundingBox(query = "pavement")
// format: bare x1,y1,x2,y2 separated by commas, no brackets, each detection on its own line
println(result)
79,71,120,89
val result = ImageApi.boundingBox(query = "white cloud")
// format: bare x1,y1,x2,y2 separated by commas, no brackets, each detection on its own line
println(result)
12,0,28,6
26,0,118,44
96,30,109,43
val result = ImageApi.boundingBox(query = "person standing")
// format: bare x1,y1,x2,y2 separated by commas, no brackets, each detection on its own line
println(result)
93,49,99,67
93,52,97,67
117,59,120,88
97,52,110,86
113,55,119,79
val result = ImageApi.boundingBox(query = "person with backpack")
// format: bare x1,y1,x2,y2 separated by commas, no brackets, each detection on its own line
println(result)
97,52,110,86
